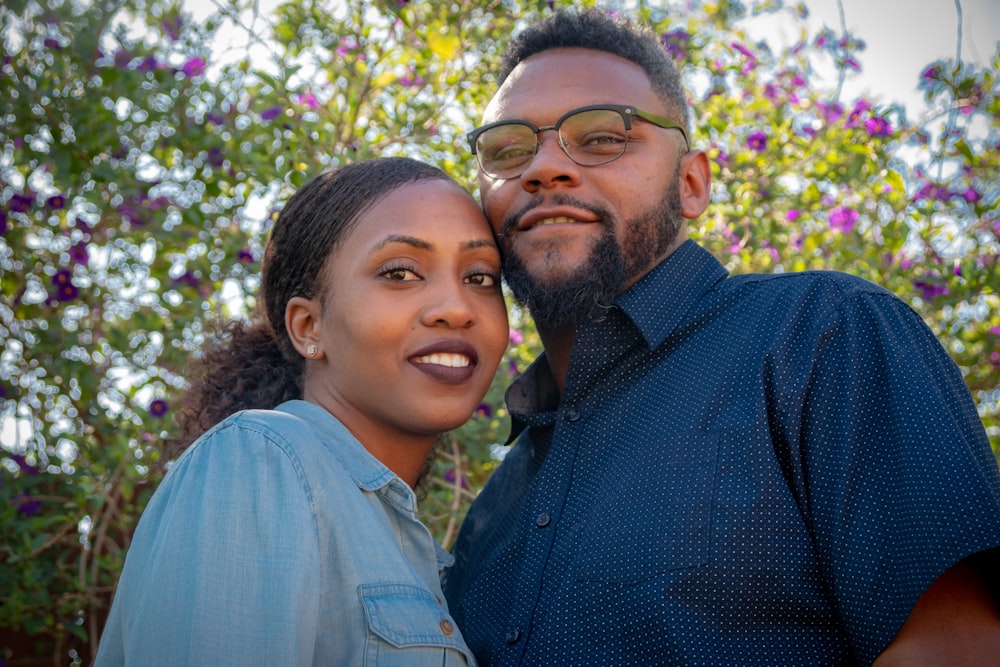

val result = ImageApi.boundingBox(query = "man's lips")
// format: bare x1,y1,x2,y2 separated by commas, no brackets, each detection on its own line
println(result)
516,207,599,232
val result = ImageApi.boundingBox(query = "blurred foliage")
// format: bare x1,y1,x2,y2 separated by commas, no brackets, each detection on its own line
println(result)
0,0,997,662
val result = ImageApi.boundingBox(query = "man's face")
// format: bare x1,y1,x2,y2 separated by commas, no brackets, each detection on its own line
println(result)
477,48,688,328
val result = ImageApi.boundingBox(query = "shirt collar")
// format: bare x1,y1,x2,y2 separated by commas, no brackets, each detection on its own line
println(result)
616,240,729,350
275,399,414,510
504,241,728,442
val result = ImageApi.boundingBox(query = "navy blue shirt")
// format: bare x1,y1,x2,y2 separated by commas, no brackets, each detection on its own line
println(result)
444,240,1000,666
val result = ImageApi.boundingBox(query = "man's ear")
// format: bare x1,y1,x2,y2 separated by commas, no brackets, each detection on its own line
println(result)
286,296,323,360
679,149,712,220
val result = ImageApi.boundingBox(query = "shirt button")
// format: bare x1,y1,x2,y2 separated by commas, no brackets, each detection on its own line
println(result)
535,512,551,528
566,409,580,422
440,619,454,636
505,628,522,644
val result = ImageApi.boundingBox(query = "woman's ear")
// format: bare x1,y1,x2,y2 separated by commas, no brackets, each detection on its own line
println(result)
679,149,712,220
286,296,323,360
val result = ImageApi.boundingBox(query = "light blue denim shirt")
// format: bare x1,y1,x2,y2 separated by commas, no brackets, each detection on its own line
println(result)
95,400,475,666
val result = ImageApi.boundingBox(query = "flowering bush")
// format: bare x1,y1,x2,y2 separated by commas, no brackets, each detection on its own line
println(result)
1,0,996,662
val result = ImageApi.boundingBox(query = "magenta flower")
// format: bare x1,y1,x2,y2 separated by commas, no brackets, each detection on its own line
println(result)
336,37,359,56
864,117,893,138
786,209,801,222
150,399,169,417
816,101,844,122
260,106,283,121
921,65,939,81
295,92,320,110
828,206,858,233
988,326,1000,337
746,131,767,151
963,187,981,204
509,328,524,345
182,57,206,78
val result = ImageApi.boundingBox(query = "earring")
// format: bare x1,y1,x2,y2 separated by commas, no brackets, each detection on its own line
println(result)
306,344,318,358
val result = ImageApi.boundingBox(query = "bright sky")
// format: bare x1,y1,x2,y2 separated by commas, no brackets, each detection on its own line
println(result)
741,0,1000,116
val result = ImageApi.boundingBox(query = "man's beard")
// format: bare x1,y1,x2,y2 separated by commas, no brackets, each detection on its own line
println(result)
500,172,683,330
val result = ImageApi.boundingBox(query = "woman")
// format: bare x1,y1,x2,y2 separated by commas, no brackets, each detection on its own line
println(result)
95,157,509,665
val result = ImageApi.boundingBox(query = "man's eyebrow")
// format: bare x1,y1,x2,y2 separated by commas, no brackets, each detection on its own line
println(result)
372,235,496,252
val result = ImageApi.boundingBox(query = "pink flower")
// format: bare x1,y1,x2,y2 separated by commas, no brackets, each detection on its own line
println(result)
509,329,524,345
295,92,320,109
828,206,858,233
786,209,801,222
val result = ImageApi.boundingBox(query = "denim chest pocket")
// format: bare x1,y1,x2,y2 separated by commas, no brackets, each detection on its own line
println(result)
359,583,472,666
573,430,719,583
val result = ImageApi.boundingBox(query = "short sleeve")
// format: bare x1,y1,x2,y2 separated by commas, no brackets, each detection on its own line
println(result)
796,288,1000,664
95,420,322,666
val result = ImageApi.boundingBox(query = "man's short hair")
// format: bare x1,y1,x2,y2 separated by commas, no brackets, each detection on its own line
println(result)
497,9,690,132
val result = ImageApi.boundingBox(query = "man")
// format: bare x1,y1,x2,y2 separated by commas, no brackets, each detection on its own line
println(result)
443,9,1000,666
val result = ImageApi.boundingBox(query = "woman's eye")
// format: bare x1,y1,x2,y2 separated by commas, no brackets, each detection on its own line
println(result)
380,266,420,281
465,271,499,287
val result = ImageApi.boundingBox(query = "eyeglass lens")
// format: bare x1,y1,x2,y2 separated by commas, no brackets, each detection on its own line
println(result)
476,108,629,179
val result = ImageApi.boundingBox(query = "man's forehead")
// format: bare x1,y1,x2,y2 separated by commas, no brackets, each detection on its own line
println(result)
483,48,657,123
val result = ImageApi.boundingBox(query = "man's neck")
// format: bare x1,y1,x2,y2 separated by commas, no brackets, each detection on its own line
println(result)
537,322,575,396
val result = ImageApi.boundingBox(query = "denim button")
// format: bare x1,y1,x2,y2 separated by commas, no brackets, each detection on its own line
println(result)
566,409,580,422
535,512,551,528
505,628,522,644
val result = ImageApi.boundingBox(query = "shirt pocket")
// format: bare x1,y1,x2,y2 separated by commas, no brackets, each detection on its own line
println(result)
573,430,719,583
359,582,474,667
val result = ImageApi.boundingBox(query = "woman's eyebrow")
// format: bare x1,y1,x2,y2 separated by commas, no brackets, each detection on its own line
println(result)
372,235,496,252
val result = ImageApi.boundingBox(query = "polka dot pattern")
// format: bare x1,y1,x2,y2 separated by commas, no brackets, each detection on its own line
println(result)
443,241,1000,666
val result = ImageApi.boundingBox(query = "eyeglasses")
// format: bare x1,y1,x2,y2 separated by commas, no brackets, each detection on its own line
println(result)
468,103,689,180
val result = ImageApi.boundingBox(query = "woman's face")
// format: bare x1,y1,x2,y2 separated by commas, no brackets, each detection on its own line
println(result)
303,179,509,455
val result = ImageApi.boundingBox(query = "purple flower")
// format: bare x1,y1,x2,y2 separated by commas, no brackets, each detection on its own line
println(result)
786,209,801,222
746,131,767,151
913,280,949,300
150,399,169,417
44,37,61,50
9,454,38,475
136,55,159,72
206,112,226,126
117,202,148,227
69,241,88,266
475,403,492,418
205,146,225,168
260,105,283,121
828,206,858,233
9,193,35,212
731,42,754,59
0,210,7,235
51,269,79,301
988,326,1000,337
963,187,982,204
46,194,66,209
864,116,893,138
816,101,844,122
15,493,42,516
509,328,524,345
764,83,779,101
237,247,255,263
51,268,72,286
114,49,132,69
173,271,199,289
162,16,183,41
507,359,519,377
844,57,860,72
921,65,939,81
660,29,690,60
182,57,206,78
444,468,469,488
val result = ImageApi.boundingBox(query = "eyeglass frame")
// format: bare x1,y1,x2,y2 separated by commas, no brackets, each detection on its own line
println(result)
467,103,690,180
